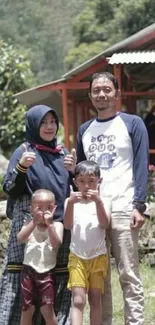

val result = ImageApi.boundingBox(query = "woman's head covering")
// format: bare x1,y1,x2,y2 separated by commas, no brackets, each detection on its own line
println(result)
25,105,59,148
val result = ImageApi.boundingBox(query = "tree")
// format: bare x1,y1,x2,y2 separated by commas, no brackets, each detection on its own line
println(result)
0,41,34,156
65,0,155,69
0,0,84,83
108,0,155,44
65,0,118,69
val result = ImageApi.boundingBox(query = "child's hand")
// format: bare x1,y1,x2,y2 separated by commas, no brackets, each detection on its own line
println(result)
86,189,100,202
33,207,44,225
68,185,83,203
44,205,57,226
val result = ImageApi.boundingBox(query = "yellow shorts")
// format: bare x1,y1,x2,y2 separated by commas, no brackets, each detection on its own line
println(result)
67,252,108,292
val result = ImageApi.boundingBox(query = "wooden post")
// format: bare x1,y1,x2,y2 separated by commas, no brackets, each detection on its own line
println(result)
113,64,122,111
84,103,89,121
127,97,137,114
126,77,137,114
71,98,77,148
62,88,70,149
79,102,85,124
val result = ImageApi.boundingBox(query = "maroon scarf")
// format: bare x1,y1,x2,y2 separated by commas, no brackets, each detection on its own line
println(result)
34,144,62,153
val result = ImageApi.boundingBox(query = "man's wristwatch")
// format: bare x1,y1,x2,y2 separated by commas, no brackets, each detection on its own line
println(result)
133,202,146,213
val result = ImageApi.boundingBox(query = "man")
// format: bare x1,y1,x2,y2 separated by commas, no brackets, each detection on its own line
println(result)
64,72,149,325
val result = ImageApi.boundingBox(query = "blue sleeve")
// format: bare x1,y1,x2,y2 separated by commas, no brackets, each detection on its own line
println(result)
120,113,149,202
3,145,27,198
77,119,94,163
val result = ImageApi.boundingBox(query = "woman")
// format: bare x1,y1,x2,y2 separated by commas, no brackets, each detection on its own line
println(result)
0,105,73,325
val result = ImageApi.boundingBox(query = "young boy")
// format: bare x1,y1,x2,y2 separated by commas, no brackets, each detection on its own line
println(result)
17,189,64,325
64,160,111,325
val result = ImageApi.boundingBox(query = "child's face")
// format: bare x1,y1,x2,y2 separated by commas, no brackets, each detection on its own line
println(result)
75,173,100,197
31,196,55,224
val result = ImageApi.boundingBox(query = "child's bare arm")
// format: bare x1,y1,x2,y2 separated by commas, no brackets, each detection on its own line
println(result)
63,198,74,230
43,205,63,248
17,205,45,242
17,219,35,243
64,186,83,230
87,190,110,228
95,196,110,228
48,222,64,248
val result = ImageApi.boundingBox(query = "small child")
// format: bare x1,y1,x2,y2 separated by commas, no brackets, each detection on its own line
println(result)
17,189,64,325
64,160,111,325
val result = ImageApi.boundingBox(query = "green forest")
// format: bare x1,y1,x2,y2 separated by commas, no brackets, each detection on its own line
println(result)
0,0,84,83
0,0,155,154
0,0,155,83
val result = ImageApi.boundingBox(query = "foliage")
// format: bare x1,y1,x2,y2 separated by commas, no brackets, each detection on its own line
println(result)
0,41,34,156
147,166,155,203
65,0,155,69
0,174,6,199
65,41,106,70
0,175,3,196
0,0,84,83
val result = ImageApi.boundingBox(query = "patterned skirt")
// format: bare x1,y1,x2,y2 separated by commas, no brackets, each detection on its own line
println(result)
0,195,71,325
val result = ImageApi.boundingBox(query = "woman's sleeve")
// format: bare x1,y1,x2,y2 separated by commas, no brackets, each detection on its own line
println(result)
3,145,28,199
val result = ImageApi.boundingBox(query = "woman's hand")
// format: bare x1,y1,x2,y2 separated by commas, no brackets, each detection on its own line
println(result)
64,148,77,173
19,143,36,168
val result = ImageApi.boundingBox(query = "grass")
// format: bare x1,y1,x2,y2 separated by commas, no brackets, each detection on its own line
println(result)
83,263,155,325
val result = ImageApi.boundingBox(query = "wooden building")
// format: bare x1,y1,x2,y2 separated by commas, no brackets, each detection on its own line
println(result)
14,23,155,160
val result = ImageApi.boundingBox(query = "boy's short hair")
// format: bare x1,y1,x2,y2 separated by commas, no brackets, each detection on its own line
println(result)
75,160,100,178
31,189,55,202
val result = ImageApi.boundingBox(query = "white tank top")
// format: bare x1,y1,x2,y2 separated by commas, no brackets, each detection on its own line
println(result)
70,199,111,259
23,225,58,273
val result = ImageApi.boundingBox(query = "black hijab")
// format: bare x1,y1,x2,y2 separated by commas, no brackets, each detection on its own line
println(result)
25,104,59,148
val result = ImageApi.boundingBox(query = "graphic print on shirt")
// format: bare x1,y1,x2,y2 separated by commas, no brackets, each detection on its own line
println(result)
88,134,117,170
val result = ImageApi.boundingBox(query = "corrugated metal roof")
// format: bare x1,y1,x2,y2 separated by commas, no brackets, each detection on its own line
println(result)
109,51,155,64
